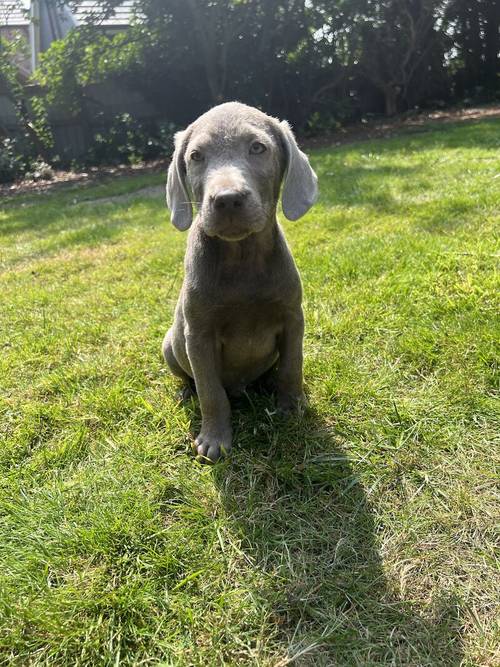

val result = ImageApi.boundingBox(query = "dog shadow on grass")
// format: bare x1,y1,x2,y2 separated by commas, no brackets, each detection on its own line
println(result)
211,399,464,666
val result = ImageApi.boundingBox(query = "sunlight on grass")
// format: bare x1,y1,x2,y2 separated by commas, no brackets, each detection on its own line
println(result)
0,120,499,665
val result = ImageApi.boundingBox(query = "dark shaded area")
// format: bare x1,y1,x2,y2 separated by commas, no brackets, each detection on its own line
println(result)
1,0,499,175
0,188,167,270
208,400,465,664
313,118,499,215
67,0,498,127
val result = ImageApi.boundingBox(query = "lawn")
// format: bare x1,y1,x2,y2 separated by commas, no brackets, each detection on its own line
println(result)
0,119,499,666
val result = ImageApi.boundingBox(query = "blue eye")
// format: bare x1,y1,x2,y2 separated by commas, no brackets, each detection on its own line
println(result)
250,142,266,155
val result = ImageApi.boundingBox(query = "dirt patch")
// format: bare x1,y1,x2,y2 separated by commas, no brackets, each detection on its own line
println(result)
302,104,500,150
1,104,499,201
0,159,168,201
78,184,165,206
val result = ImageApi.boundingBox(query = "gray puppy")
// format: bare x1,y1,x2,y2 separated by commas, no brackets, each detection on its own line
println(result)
163,102,318,462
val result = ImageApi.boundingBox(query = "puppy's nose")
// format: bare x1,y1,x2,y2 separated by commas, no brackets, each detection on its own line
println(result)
213,190,248,211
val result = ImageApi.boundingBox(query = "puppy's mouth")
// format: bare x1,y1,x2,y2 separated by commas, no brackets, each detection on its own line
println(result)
214,229,253,242
204,220,260,241
201,205,267,241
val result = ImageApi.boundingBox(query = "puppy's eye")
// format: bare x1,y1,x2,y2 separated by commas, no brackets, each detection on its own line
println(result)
249,141,266,155
190,150,203,162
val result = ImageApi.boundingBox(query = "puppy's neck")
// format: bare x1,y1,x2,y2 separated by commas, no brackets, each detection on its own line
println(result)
204,218,279,272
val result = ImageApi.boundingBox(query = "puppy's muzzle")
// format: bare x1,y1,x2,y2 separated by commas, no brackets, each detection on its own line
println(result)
211,189,250,214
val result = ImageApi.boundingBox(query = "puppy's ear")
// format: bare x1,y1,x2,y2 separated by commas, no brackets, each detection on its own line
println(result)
166,130,192,231
279,120,318,221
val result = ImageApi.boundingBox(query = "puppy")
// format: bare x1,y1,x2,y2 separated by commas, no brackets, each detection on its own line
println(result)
163,102,318,462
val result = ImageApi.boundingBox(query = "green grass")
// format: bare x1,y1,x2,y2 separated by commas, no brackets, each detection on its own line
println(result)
0,119,499,666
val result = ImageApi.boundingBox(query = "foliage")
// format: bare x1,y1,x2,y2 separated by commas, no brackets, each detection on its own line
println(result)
0,118,499,664
0,136,27,182
444,0,500,95
355,0,447,115
0,33,53,180
37,0,498,129
1,0,498,178
87,113,177,166
0,37,38,182
24,158,54,181
0,35,49,136
35,35,86,116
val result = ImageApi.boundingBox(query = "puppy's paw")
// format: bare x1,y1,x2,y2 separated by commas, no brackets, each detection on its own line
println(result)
193,430,232,464
276,391,307,416
176,384,196,403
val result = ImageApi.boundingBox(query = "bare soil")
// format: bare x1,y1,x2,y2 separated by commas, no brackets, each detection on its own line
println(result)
0,159,168,201
79,184,165,206
302,103,500,149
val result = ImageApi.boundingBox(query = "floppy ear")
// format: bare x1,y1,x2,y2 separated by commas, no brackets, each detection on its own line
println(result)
166,130,192,231
279,120,318,221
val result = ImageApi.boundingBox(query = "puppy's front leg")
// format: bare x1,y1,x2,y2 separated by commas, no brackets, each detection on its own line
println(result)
186,334,232,462
275,309,306,414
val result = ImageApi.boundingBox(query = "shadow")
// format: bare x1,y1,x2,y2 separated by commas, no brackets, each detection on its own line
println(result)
394,118,500,151
0,198,141,238
209,400,464,665
311,118,500,219
313,117,500,159
0,199,165,271
315,163,420,214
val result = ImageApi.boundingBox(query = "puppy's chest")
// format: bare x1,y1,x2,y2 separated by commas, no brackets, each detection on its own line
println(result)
209,260,297,305
215,301,283,359
213,278,283,306
212,271,294,321
215,298,285,326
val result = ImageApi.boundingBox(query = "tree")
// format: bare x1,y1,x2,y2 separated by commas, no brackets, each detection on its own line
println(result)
444,0,500,94
41,0,317,125
354,0,445,116
2,0,495,174
483,0,500,90
0,31,49,153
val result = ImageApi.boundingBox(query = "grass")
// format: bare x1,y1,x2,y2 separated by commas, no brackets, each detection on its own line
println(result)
0,118,499,666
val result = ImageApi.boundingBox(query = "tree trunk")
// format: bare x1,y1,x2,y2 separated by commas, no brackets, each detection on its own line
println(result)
384,85,399,116
460,0,482,89
185,0,224,104
483,0,500,90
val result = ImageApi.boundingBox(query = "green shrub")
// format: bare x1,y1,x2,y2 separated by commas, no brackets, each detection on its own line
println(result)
0,137,28,184
88,113,177,166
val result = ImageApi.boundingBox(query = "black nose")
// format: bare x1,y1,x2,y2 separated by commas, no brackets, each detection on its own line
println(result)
213,190,248,211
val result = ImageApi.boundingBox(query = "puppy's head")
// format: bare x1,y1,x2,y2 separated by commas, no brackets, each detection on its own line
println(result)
166,102,318,240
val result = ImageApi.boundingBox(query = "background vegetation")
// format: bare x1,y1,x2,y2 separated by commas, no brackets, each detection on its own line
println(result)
1,117,498,665
0,0,499,180
39,0,500,122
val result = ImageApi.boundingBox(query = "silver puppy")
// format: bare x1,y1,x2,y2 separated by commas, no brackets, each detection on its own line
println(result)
163,102,318,462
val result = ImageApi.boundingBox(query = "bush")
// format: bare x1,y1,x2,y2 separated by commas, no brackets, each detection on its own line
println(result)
87,113,177,166
24,159,54,182
0,137,57,184
0,137,29,184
